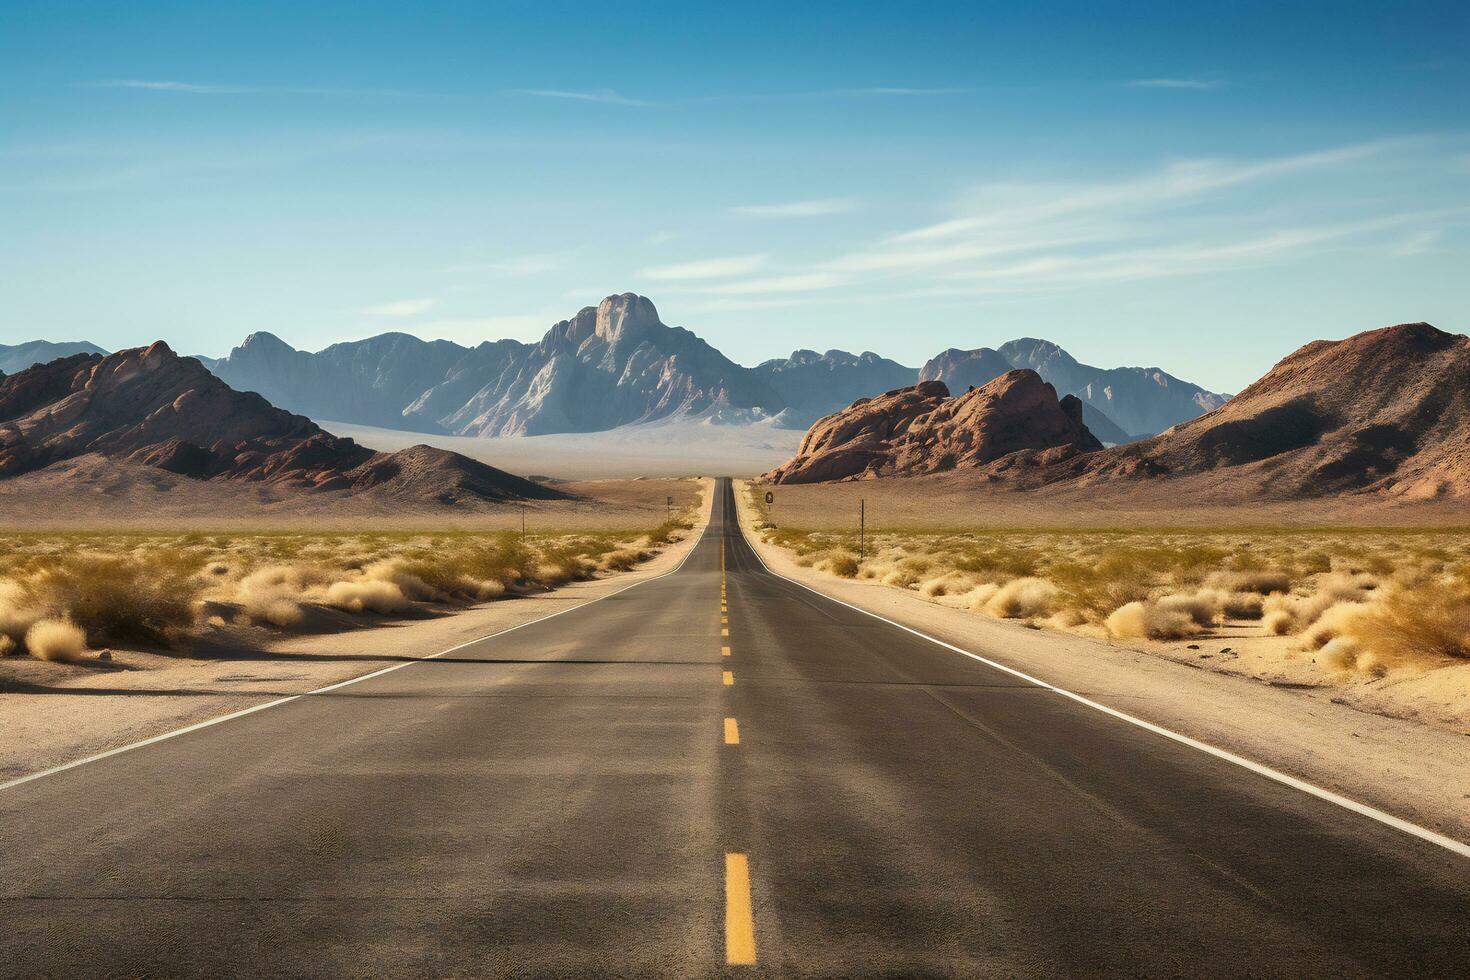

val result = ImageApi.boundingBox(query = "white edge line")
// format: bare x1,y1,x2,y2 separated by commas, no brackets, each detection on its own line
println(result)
731,482,1470,860
0,505,714,794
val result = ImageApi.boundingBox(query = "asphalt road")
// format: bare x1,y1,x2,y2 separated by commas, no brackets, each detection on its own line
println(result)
2,478,1468,976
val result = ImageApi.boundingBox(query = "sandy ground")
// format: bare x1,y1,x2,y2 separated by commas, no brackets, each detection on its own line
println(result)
327,417,802,480
0,462,705,531
756,469,1470,528
0,479,715,783
734,480,1470,846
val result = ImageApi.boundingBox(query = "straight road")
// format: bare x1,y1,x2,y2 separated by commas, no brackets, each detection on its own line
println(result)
2,478,1468,976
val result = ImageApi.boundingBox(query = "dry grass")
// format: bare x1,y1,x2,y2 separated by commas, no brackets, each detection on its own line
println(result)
0,505,698,661
747,482,1470,681
25,619,87,662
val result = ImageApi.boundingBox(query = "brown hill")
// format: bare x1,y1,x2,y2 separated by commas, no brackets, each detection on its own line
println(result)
765,370,1102,484
0,343,565,504
1024,322,1470,500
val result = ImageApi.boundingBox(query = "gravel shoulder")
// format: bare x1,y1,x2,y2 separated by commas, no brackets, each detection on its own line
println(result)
733,480,1470,846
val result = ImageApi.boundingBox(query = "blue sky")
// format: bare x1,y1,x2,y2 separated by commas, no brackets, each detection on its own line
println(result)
1,1,1466,393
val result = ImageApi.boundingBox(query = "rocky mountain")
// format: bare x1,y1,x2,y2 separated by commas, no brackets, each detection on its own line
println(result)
765,371,1102,484
918,346,1131,444
205,331,526,431
0,343,563,503
430,294,785,436
23,294,1222,443
204,295,790,437
750,349,918,427
1040,322,1470,500
996,338,1227,438
0,340,108,376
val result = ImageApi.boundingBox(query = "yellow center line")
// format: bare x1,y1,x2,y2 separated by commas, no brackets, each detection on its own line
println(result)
722,670,734,686
721,645,731,657
721,615,728,625
724,718,740,744
721,627,729,637
725,853,757,965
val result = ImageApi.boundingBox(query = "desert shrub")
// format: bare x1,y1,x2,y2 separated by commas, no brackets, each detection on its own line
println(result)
1050,555,1152,617
828,552,861,578
1295,551,1334,575
967,582,1001,611
537,543,594,586
1263,608,1294,635
26,618,88,661
461,535,539,586
954,544,1039,578
19,555,198,645
1155,592,1219,628
325,579,409,614
1254,572,1371,637
1317,636,1364,672
1105,601,1202,641
0,580,43,646
602,549,646,572
1347,585,1470,665
1300,600,1374,650
1048,608,1087,629
646,520,684,546
234,568,306,627
1205,570,1293,595
363,560,441,601
985,577,1056,619
920,576,952,597
1197,587,1264,620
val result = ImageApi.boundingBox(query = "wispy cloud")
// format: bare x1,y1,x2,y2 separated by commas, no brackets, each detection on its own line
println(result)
731,197,859,218
818,87,968,97
88,79,260,94
890,139,1406,244
705,273,849,294
360,298,435,316
515,88,650,107
1389,228,1440,256
669,138,1461,306
84,79,965,108
1125,78,1223,90
82,79,428,98
641,254,768,281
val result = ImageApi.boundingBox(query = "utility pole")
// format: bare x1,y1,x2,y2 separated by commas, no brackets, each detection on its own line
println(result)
860,498,865,561
521,503,526,542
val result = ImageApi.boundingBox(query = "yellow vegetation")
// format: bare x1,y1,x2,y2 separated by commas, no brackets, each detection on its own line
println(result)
748,491,1470,681
0,516,695,660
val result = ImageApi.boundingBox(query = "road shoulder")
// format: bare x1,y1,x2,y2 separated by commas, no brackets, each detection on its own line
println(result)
733,480,1470,847
0,478,716,784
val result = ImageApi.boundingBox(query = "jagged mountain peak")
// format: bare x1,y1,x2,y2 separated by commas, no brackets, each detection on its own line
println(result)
167,294,1232,441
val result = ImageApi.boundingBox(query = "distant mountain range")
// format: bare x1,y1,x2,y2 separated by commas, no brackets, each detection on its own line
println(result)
0,340,107,376
766,321,1470,500
10,293,1229,441
0,343,562,505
